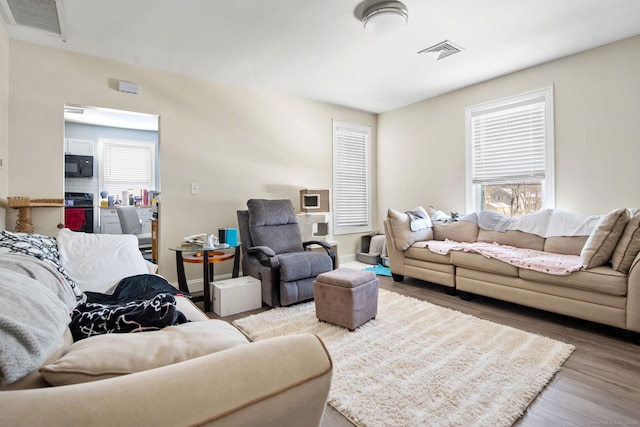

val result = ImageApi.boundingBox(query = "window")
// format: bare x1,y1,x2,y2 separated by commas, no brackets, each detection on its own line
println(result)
465,86,555,217
333,121,372,235
99,139,156,197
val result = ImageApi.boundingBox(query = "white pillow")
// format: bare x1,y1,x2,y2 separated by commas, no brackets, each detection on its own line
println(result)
57,228,149,293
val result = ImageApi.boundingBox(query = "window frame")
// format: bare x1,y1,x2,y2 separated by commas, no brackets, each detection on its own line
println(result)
465,86,555,214
98,138,156,197
332,120,372,235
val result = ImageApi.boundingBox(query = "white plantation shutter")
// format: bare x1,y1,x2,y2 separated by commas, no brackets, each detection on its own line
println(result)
471,98,546,184
333,121,372,234
100,139,155,195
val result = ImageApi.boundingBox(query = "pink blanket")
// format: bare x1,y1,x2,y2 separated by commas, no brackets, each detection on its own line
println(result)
426,239,583,275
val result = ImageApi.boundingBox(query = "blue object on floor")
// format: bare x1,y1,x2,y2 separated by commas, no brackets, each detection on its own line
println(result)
364,263,391,276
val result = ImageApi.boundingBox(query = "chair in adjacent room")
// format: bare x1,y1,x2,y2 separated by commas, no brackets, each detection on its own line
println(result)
237,199,336,307
116,206,152,252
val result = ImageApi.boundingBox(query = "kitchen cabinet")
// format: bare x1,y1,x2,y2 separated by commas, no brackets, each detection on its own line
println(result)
100,208,122,234
99,206,154,234
138,207,153,234
65,138,94,156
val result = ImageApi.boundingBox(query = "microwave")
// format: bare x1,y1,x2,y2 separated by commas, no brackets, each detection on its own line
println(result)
65,154,94,178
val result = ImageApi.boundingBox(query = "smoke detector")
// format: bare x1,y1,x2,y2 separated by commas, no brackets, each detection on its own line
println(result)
418,40,463,60
0,0,66,36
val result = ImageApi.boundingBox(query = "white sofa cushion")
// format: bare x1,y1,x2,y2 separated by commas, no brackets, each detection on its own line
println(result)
40,320,249,386
57,228,149,293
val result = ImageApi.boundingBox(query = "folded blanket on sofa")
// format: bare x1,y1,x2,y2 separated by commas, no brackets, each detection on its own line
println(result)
84,274,186,304
0,255,73,385
70,274,189,341
70,294,188,341
405,209,432,231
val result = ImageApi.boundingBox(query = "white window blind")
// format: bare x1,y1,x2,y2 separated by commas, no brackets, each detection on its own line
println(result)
333,121,371,234
100,139,155,195
471,98,546,184
465,86,555,213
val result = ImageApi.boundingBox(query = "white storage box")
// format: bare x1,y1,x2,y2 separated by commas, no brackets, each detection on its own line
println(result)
211,276,261,317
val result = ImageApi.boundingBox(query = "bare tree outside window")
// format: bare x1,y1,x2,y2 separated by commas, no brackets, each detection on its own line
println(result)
482,183,542,217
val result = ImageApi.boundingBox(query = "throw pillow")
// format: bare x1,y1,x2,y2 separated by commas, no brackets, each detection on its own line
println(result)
40,320,249,386
56,228,149,293
387,207,433,251
580,208,629,269
0,230,83,301
611,211,640,274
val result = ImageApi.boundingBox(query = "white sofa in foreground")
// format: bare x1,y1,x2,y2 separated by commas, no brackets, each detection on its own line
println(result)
0,229,333,427
384,207,640,343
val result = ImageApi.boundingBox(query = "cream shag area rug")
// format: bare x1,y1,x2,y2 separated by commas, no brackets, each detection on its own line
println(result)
233,289,574,427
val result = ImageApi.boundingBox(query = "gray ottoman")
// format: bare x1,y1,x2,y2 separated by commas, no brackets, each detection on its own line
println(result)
313,268,379,331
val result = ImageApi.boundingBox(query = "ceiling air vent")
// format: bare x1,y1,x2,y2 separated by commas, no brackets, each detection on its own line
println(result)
0,0,65,35
418,40,463,60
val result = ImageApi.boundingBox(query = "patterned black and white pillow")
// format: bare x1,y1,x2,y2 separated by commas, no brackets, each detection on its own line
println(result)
0,230,84,302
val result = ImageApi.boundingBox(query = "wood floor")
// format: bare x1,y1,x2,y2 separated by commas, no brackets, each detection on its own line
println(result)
206,276,640,426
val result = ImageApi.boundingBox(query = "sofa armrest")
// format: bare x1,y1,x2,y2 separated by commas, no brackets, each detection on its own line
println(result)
625,252,640,333
303,241,337,268
384,220,406,276
0,334,333,427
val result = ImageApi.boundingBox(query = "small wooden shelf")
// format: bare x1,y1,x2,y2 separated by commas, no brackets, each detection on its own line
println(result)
7,196,65,233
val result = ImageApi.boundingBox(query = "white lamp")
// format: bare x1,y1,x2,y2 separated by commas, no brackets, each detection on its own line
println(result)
362,1,408,34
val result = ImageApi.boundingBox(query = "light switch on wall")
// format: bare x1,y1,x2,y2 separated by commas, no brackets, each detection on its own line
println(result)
190,182,199,195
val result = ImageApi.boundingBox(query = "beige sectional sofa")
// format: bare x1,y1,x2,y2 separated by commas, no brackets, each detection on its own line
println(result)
0,229,333,427
384,207,640,343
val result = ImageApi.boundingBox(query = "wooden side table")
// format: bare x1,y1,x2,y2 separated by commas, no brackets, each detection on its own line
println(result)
169,244,241,312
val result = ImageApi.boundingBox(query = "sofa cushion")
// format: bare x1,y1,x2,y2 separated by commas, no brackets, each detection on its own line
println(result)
247,199,304,254
477,229,545,251
405,242,451,264
544,236,589,256
580,208,629,269
611,211,640,274
277,251,333,282
450,251,519,277
40,320,249,386
57,228,149,293
519,265,627,296
432,221,479,242
387,208,433,251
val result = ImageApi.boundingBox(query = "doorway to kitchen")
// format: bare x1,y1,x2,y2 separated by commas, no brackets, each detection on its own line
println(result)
63,105,160,259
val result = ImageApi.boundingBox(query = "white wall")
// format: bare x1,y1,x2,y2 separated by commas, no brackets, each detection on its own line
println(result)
0,20,8,228
377,35,640,224
7,40,376,285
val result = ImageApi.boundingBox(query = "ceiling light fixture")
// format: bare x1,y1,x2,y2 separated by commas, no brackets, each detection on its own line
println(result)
362,1,408,34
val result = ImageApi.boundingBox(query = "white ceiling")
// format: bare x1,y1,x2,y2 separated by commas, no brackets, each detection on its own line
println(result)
4,0,640,114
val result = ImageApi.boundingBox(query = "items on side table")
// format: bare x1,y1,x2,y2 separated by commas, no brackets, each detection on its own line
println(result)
314,267,379,331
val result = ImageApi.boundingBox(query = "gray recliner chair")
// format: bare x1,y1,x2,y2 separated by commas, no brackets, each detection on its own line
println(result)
237,199,336,307
116,206,152,250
